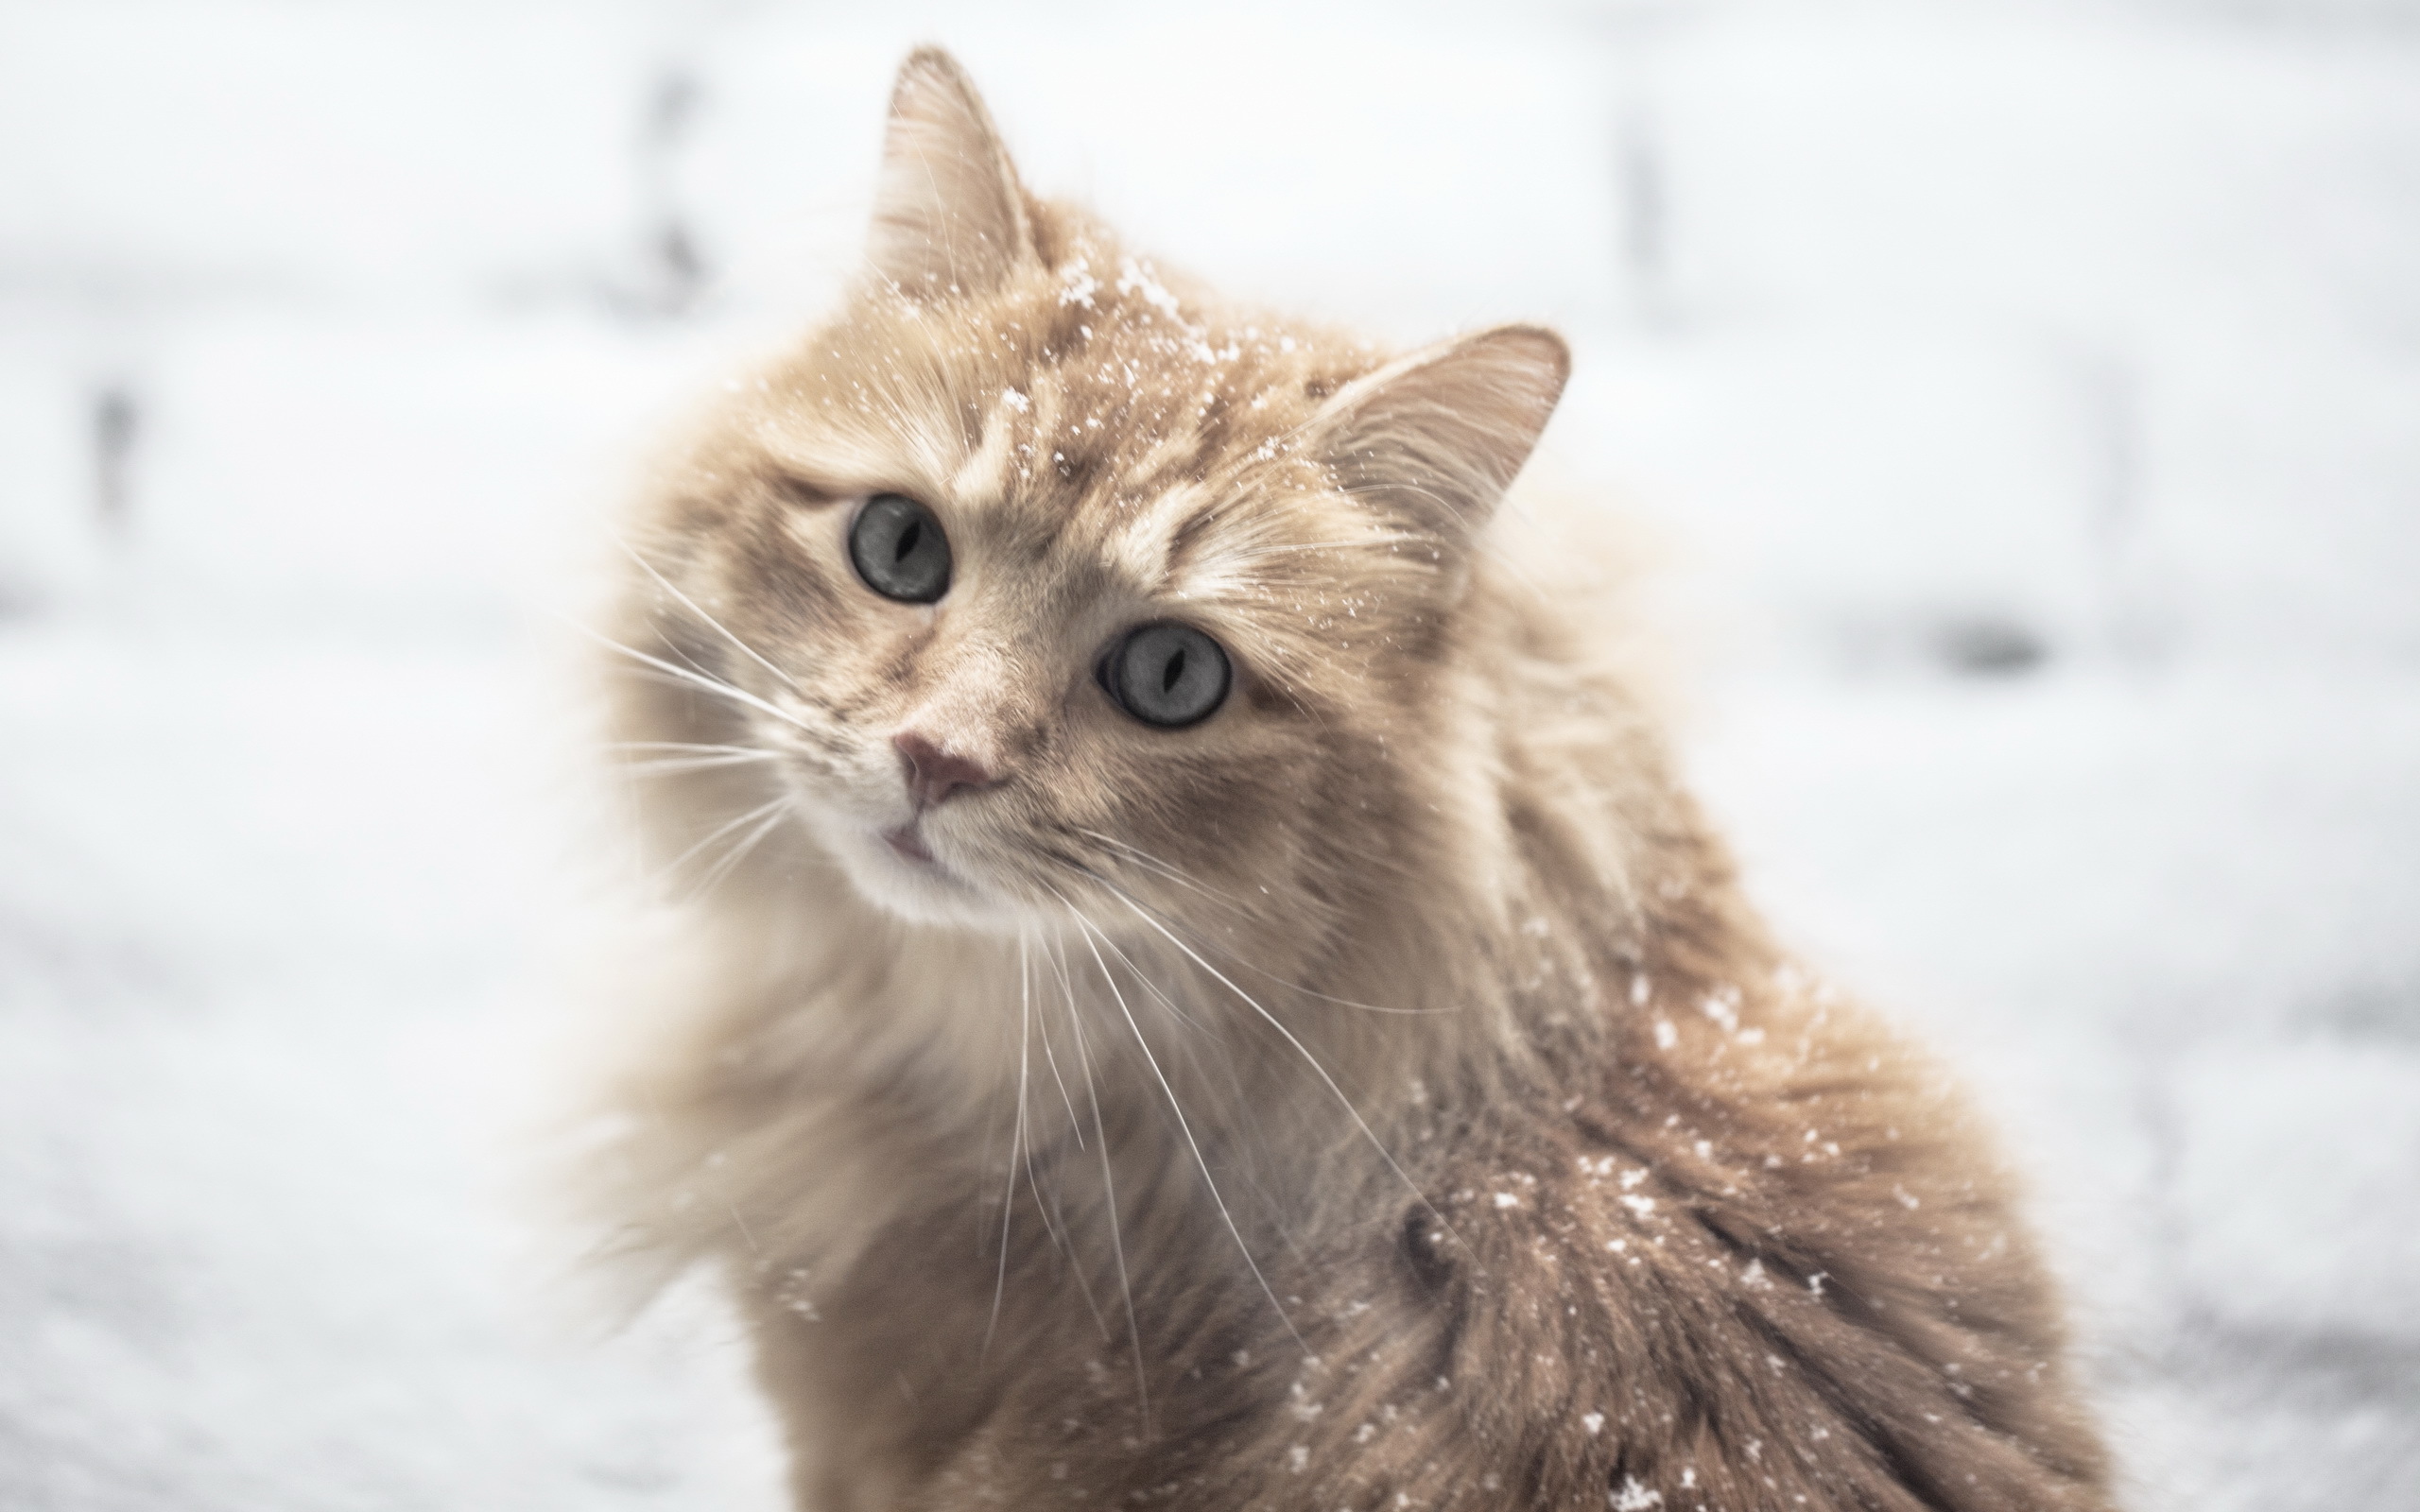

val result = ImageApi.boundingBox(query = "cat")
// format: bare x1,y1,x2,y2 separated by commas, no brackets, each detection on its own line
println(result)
582,46,2116,1512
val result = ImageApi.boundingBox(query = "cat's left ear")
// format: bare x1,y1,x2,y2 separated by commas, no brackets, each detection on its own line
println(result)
1313,324,1569,552
866,48,1035,300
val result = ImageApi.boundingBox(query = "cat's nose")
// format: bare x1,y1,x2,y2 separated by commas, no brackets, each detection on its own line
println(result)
892,730,996,810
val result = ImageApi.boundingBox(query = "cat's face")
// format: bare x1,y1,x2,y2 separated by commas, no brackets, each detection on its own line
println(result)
620,51,1565,944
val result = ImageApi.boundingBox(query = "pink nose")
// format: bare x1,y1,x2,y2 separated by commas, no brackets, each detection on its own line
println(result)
893,730,996,810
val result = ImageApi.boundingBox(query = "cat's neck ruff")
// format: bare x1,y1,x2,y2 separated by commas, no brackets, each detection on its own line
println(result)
736,844,1499,1139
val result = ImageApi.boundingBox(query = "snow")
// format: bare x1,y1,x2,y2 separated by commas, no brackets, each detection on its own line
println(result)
4,1,2417,1507
2172,1041,2420,1338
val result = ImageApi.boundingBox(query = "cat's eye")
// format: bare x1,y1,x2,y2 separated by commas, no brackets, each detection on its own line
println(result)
1100,622,1231,730
848,492,952,603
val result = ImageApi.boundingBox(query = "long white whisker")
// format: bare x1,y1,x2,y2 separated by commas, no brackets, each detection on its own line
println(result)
611,741,777,757
1064,835,1431,1016
562,616,816,737
660,797,788,886
983,940,1031,1362
620,751,782,778
1045,885,1305,1351
998,939,1108,1346
1054,931,1149,1426
1071,828,1245,913
1071,918,1250,1128
1030,961,1085,1152
1015,962,1077,1266
1099,883,1462,1255
1079,917,1215,1038
1077,923,1280,1254
684,799,793,903
613,532,803,691
1033,936,1112,1346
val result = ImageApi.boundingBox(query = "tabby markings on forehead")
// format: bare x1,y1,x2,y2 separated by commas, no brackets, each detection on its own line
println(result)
755,411,957,508
955,388,1033,507
1107,481,1220,595
1116,425,1217,501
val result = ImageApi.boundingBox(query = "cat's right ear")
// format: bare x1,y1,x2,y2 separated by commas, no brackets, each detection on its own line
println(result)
865,48,1035,301
1312,324,1570,554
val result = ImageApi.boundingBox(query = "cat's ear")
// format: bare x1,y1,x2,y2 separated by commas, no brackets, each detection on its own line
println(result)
1313,325,1569,552
865,48,1035,300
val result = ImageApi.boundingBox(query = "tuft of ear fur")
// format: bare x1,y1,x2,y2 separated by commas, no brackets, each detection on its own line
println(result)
1315,324,1570,552
866,48,1034,300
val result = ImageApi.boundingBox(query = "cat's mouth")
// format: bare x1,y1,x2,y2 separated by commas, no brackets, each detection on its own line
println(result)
875,819,977,892
801,799,1024,930
851,815,1027,929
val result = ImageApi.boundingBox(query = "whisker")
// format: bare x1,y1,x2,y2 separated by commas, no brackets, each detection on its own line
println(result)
1030,961,1085,1152
1061,898,1216,1040
1093,877,1463,1257
684,799,792,903
1032,936,1113,1346
1068,828,1249,918
1064,912,1238,1099
610,740,778,756
659,796,789,888
619,751,782,778
1058,834,1432,1016
1053,930,1150,1426
1043,884,1305,1351
984,936,1033,1363
687,798,788,900
1001,937,1111,1346
1075,919,1275,1236
1015,957,1076,1263
562,616,817,737
613,531,803,692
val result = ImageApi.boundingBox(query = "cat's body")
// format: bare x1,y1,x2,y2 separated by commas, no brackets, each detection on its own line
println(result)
587,50,2113,1512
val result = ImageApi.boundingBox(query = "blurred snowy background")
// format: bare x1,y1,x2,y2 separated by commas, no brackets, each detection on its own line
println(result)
4,0,2416,1507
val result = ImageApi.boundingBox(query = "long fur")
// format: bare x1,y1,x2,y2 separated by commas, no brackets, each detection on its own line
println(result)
578,47,2114,1512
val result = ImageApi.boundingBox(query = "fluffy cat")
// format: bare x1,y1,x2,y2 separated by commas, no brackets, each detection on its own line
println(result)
584,47,2114,1512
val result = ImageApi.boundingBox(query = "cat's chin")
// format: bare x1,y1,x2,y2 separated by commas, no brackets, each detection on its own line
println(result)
809,812,1033,936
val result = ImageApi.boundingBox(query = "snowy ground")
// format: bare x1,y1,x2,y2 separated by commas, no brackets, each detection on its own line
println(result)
4,2,2417,1507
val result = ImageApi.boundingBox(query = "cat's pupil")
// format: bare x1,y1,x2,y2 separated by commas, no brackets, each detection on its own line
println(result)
1162,648,1185,694
893,523,920,561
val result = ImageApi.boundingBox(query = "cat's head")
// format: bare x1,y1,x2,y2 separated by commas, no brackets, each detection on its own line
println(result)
617,49,1566,946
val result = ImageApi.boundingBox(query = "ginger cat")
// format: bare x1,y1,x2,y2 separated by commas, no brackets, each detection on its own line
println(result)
584,47,2114,1512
